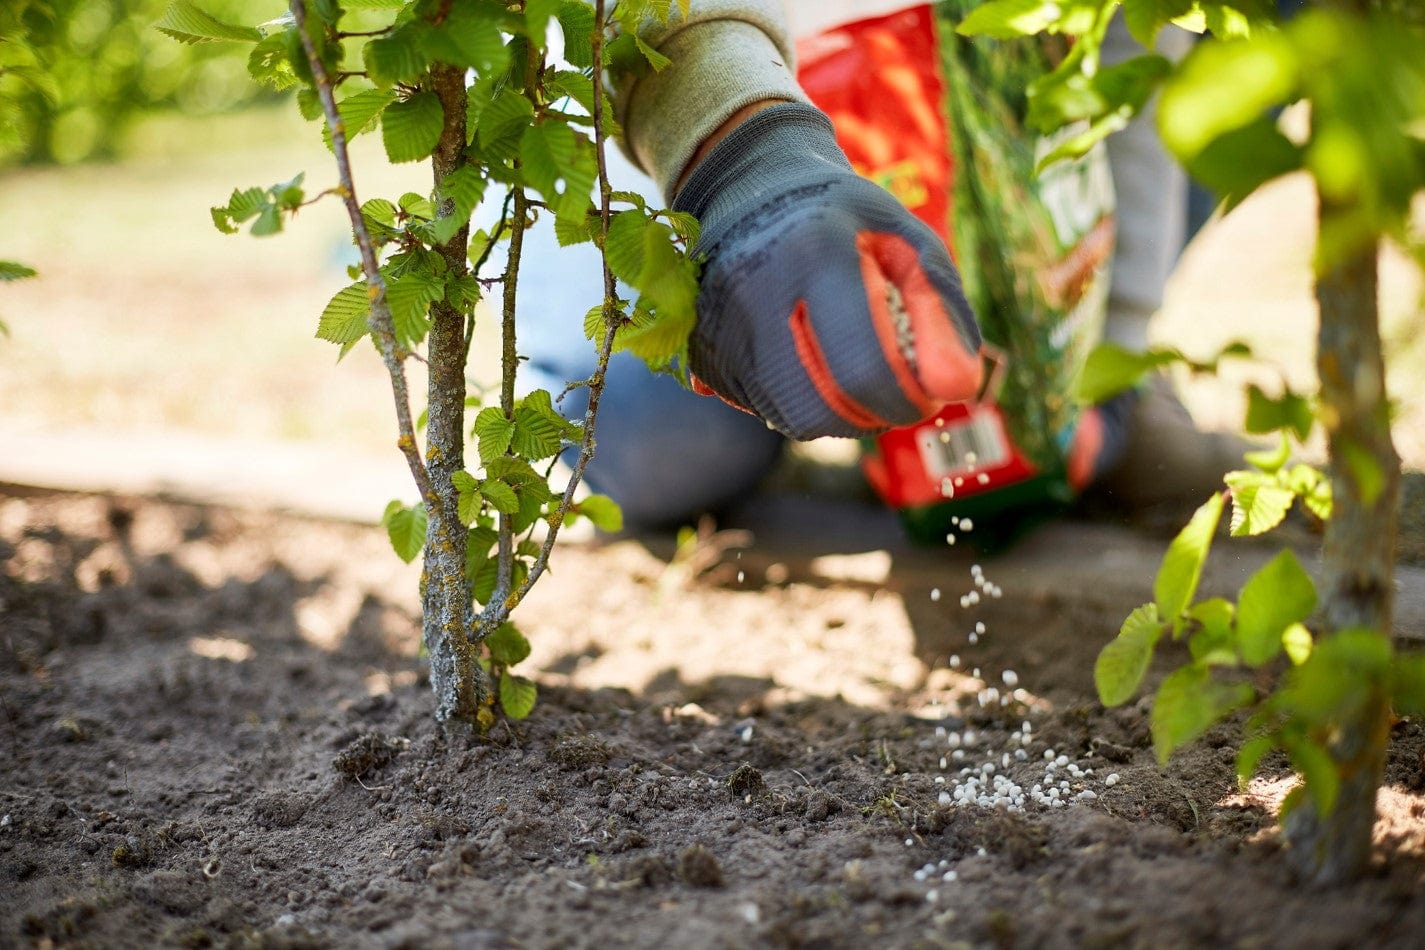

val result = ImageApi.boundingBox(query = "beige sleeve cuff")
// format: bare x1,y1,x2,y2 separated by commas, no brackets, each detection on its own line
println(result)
616,15,808,199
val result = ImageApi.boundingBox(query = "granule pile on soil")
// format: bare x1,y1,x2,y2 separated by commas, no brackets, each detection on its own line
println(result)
3,487,1424,948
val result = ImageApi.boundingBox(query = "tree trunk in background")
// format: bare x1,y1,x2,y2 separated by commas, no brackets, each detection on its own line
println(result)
1284,187,1400,883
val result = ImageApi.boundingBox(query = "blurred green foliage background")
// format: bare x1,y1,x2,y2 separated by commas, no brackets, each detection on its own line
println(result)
1,0,283,166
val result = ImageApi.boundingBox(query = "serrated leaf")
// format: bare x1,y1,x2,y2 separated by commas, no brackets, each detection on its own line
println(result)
1095,603,1164,707
1151,665,1254,764
386,271,442,346
482,480,519,515
1236,550,1316,666
662,211,700,244
1225,470,1295,537
382,91,444,164
1243,433,1291,474
477,90,535,162
521,121,578,202
1287,464,1332,520
423,4,508,73
316,282,371,345
525,0,562,39
382,500,427,563
248,33,297,90
474,407,515,464
555,210,595,247
556,2,596,68
324,88,395,150
576,494,624,533
512,407,564,461
156,0,261,44
1154,492,1224,621
453,471,483,526
499,673,538,719
365,21,431,85
486,623,532,667
633,33,671,71
1159,31,1298,163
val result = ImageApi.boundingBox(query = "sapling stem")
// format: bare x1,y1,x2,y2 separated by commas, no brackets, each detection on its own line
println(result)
290,0,482,725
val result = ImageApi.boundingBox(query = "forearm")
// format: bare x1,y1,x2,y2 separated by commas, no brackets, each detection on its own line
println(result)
611,1,807,199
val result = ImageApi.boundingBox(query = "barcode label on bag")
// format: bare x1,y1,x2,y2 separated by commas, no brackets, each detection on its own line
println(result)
915,408,1011,480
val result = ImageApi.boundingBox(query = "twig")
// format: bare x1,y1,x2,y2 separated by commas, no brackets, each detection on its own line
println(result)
475,0,622,636
288,0,432,504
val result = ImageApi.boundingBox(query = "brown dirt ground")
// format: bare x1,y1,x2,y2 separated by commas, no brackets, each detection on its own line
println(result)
4,485,1425,949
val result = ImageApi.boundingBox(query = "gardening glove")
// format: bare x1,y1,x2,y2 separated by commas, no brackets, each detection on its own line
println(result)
672,101,984,441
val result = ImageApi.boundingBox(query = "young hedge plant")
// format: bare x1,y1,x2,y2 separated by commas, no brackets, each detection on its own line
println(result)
961,0,1425,884
163,0,699,730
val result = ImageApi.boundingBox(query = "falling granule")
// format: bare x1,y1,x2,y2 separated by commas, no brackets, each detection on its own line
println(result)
960,518,974,532
1002,670,1019,688
971,564,982,576
968,633,978,645
931,588,941,602
974,622,986,634
941,478,956,497
977,473,990,485
737,571,745,583
946,533,956,545
965,451,978,467
954,477,964,487
949,654,961,668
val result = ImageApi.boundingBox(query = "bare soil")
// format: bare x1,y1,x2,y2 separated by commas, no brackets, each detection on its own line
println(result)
3,486,1425,949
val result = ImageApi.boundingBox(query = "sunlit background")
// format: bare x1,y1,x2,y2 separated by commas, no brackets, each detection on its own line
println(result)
2,1,1422,523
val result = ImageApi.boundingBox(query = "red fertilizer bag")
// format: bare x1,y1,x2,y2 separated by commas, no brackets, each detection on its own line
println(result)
795,3,1115,545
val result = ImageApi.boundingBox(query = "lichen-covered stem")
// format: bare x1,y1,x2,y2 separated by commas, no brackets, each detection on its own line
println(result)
420,62,486,727
1284,186,1399,884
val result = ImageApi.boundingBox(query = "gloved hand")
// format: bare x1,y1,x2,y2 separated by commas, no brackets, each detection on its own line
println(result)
673,102,984,441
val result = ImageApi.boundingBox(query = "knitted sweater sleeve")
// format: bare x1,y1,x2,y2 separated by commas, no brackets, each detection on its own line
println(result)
611,1,809,199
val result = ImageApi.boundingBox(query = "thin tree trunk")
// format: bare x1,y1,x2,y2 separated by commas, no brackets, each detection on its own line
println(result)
1284,188,1400,883
421,63,486,727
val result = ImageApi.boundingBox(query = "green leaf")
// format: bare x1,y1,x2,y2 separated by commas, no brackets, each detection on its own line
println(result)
1281,622,1313,666
1244,384,1313,442
431,164,488,244
1224,470,1295,537
956,0,1065,39
1180,114,1302,211
576,494,624,533
1151,664,1254,764
1122,0,1196,48
499,673,538,719
381,91,444,164
1186,597,1237,666
521,121,578,203
1390,652,1425,717
555,211,595,247
1235,733,1275,788
155,0,261,44
486,623,532,667
481,480,519,515
477,89,535,162
452,471,484,526
1243,433,1291,475
324,88,395,150
1095,603,1164,706
1154,492,1225,622
0,261,37,282
557,1,596,68
1236,550,1316,666
248,34,297,90
385,271,442,346
474,407,515,464
1287,464,1332,520
1071,342,1181,404
365,21,431,85
382,500,427,563
1278,628,1391,726
633,33,671,71
525,0,563,39
1158,32,1298,163
316,282,371,345
512,407,565,461
423,4,508,73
